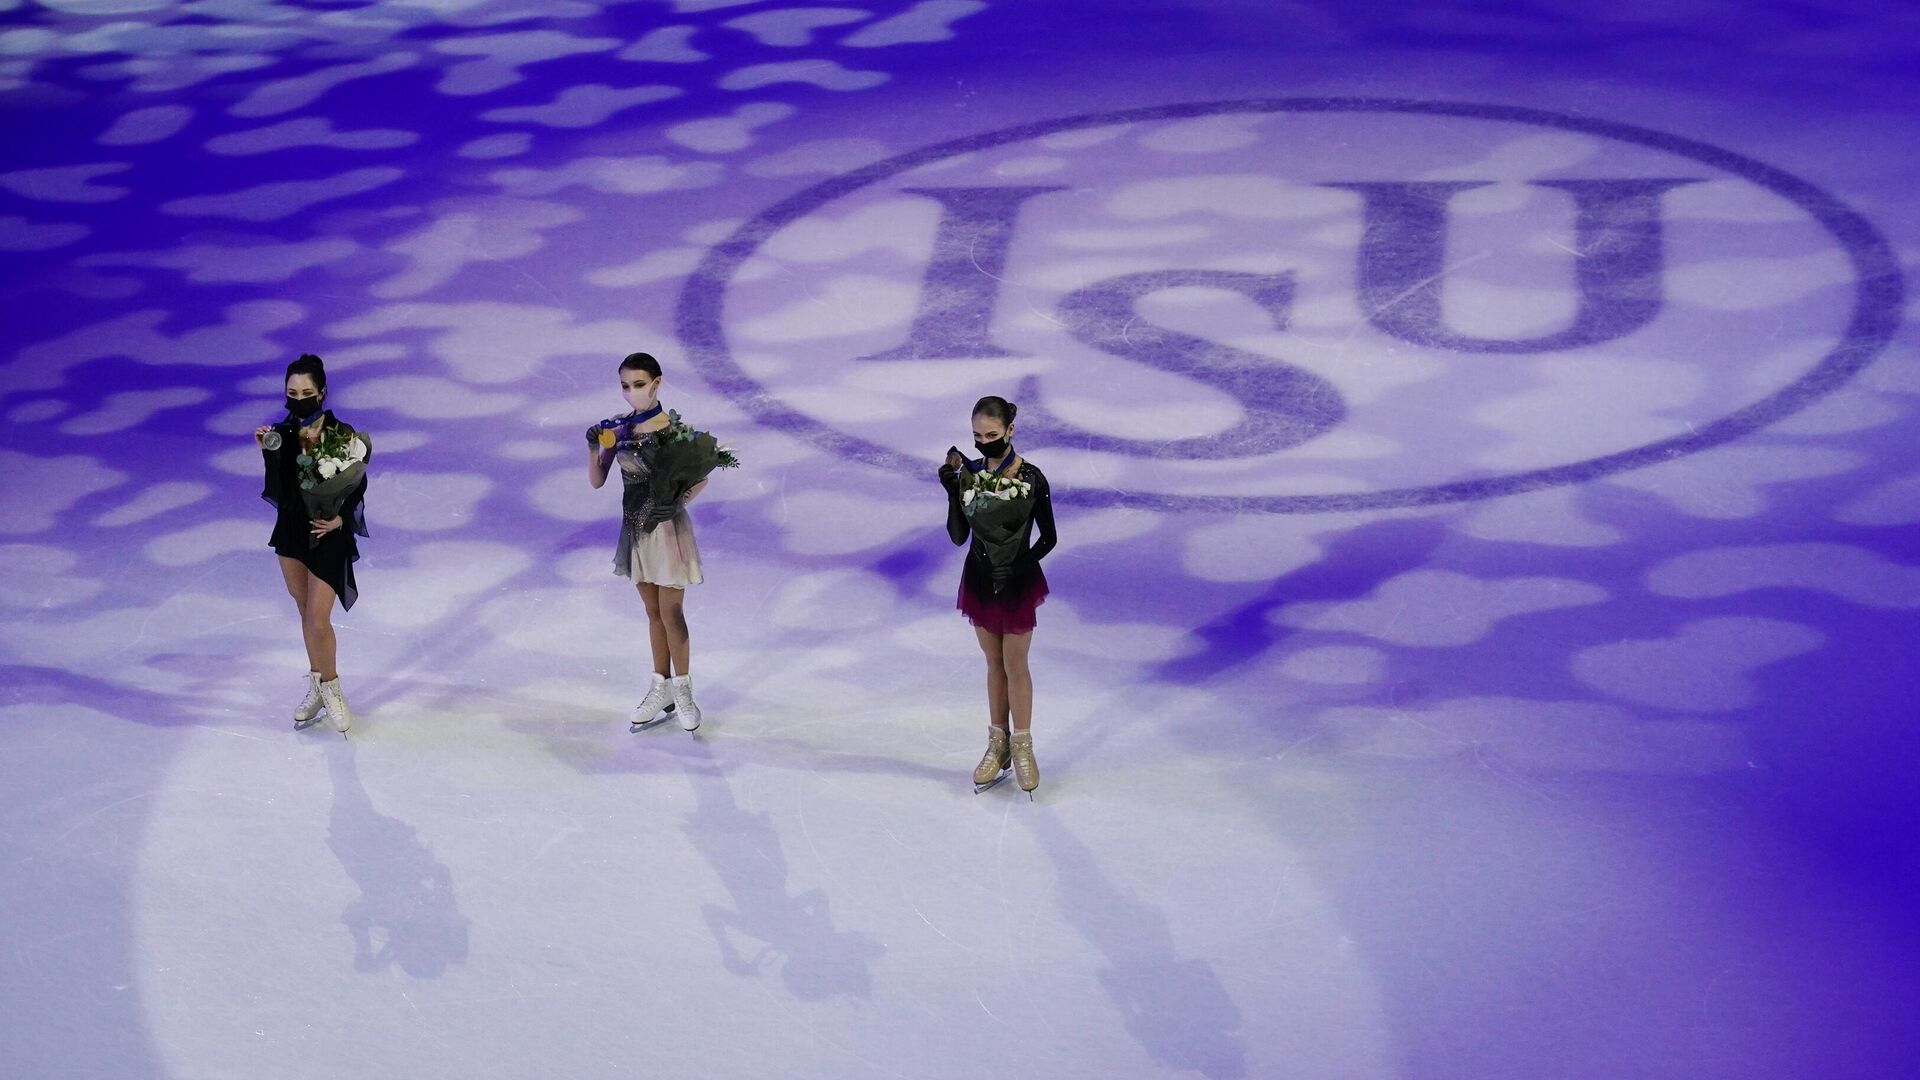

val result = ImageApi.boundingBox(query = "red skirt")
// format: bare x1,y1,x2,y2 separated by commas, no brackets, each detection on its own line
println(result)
957,564,1048,636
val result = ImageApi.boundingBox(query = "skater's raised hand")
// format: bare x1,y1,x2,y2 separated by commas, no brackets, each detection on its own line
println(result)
939,446,967,490
254,424,273,447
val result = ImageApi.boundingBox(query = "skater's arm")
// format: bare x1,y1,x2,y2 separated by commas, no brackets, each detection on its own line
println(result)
941,470,969,545
259,425,289,509
260,449,279,509
1028,470,1056,563
940,448,970,544
586,443,616,489
682,477,709,504
946,487,969,546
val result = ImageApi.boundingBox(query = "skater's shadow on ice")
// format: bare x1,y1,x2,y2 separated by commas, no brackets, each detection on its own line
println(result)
340,521,605,718
504,705,706,778
1015,517,1447,784
1026,807,1248,1080
506,698,959,787
326,740,470,978
676,739,886,1001
1,662,207,729
1150,516,1448,687
718,730,959,787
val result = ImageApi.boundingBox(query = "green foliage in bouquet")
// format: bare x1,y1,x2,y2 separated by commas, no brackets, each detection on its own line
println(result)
637,410,741,533
295,426,372,491
662,409,740,469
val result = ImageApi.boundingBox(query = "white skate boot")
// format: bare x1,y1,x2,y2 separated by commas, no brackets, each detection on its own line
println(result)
629,672,676,732
668,673,701,732
293,671,324,729
318,676,352,736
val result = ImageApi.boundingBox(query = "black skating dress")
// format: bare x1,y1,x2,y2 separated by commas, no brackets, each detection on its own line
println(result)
262,410,369,611
940,458,1057,635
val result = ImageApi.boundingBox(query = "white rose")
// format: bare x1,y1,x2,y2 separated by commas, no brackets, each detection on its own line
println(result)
347,437,367,462
319,459,339,479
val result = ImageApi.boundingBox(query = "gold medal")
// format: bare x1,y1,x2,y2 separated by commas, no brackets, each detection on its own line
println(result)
598,426,618,449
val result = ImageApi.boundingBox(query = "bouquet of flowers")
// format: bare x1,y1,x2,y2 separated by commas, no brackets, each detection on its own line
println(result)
295,425,371,548
959,464,1034,593
641,409,739,533
964,470,1033,505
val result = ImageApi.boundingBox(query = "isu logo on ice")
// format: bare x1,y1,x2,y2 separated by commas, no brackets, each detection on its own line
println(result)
678,99,1900,511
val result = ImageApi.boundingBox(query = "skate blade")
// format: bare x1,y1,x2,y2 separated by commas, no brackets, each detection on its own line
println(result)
973,771,1008,794
293,716,323,730
630,712,672,732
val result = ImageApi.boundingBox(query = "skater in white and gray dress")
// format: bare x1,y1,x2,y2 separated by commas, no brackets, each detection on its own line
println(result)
587,352,710,732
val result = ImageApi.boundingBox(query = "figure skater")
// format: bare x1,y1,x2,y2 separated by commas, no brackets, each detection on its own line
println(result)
587,352,710,732
938,395,1057,796
255,353,369,734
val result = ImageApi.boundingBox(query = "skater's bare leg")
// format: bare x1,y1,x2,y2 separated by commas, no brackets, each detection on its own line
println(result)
302,576,340,682
1002,629,1033,734
658,585,690,676
279,556,317,671
994,629,1036,795
636,582,671,676
975,626,1010,731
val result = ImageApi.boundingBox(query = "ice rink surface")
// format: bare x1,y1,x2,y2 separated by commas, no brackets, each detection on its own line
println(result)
2,2,1918,1077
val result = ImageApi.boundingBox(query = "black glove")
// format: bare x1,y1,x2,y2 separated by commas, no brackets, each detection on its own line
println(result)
989,563,1013,594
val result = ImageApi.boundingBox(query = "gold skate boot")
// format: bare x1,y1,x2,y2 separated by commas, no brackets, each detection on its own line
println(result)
972,726,1010,793
1010,731,1039,799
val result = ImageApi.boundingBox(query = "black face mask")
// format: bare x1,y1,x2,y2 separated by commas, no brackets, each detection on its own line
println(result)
285,395,322,421
974,437,1009,460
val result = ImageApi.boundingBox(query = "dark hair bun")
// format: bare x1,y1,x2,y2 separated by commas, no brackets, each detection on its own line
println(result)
619,351,664,378
971,394,1016,426
285,352,328,391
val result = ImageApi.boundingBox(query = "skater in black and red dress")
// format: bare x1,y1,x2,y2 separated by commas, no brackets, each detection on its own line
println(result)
255,353,369,735
937,395,1057,796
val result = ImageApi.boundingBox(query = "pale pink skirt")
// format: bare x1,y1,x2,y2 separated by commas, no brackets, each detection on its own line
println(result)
632,509,703,588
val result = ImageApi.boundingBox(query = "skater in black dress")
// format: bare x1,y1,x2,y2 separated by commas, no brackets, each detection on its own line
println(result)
255,353,368,734
938,395,1057,796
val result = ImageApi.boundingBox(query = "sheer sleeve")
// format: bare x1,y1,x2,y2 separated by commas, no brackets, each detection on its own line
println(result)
260,422,297,511
261,446,282,510
1027,467,1057,563
940,465,969,546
